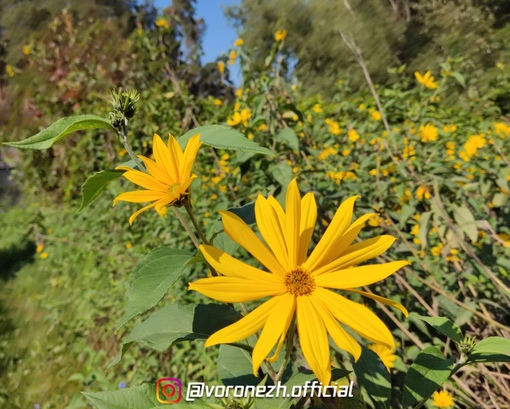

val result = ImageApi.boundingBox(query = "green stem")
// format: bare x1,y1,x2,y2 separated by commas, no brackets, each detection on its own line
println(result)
119,118,145,172
171,207,201,250
275,318,296,383
183,200,209,245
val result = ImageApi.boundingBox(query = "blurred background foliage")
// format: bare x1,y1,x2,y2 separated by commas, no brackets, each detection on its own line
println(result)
1,0,510,408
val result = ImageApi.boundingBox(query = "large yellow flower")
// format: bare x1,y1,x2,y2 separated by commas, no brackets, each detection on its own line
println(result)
113,133,201,225
189,179,409,385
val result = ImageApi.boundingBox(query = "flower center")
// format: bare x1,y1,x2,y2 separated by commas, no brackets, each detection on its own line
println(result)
284,267,315,296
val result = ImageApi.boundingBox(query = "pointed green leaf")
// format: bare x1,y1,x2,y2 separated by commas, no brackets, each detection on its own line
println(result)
453,206,478,243
178,125,272,155
413,315,463,344
418,211,432,249
353,346,391,409
80,169,124,211
227,201,256,225
402,346,455,407
117,248,194,329
124,303,242,351
83,384,163,409
467,337,510,364
3,115,115,150
217,344,259,386
274,128,300,152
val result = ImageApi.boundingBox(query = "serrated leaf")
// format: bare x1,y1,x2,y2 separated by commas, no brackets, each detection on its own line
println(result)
353,346,391,409
217,345,259,386
467,337,510,364
123,303,242,351
80,169,124,211
413,315,463,343
274,128,300,152
3,115,115,150
402,346,455,407
178,125,272,155
83,384,162,409
116,248,194,329
453,206,478,242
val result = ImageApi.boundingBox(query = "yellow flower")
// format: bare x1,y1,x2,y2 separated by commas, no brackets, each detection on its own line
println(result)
113,133,201,225
342,149,350,156
258,123,268,131
228,50,237,65
328,121,342,135
497,233,510,247
318,147,337,160
36,244,44,253
431,243,443,257
125,242,133,249
23,45,30,55
189,179,409,385
155,18,169,29
359,103,366,111
213,98,222,106
443,124,457,133
414,71,439,89
432,390,454,408
368,215,381,227
494,122,510,137
348,129,360,142
416,186,431,201
234,38,244,47
410,224,419,236
274,29,287,42
240,107,252,126
371,110,382,121
217,61,225,74
420,124,438,142
40,252,49,259
368,343,397,371
235,88,243,99
464,134,486,156
313,103,322,113
227,112,242,126
5,64,14,77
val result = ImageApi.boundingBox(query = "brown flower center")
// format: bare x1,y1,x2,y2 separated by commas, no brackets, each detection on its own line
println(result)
284,267,315,296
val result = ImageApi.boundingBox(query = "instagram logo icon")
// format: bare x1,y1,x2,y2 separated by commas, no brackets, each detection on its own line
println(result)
156,378,182,404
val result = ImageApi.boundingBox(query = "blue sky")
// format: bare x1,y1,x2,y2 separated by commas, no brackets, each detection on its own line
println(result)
154,0,241,64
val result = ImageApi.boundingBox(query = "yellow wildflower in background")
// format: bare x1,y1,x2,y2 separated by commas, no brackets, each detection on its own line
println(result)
228,50,237,65
414,71,439,89
213,98,222,106
497,233,510,247
431,243,443,257
5,64,14,77
274,29,287,42
258,123,268,131
348,129,360,142
328,120,342,135
359,103,366,111
36,244,44,253
23,45,30,55
313,103,322,113
217,61,225,74
420,124,438,142
40,252,49,259
494,122,510,137
368,343,396,371
227,112,241,126
371,110,382,121
189,179,409,385
432,390,454,408
113,133,201,225
416,186,431,201
443,124,457,133
239,107,252,127
234,38,244,47
155,18,169,28
235,88,243,99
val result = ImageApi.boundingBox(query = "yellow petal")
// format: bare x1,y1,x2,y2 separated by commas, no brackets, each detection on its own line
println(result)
189,276,285,303
298,192,317,265
304,196,360,271
180,134,201,179
315,288,394,350
311,294,361,360
113,190,166,204
138,155,175,184
252,293,295,374
220,210,287,277
255,195,288,272
204,296,281,347
285,178,301,269
315,261,410,289
153,134,177,180
200,245,286,285
296,295,332,386
122,170,167,191
348,289,409,317
312,235,396,276
167,134,183,177
128,202,156,225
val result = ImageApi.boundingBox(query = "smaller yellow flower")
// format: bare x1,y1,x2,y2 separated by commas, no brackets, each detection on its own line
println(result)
40,252,49,259
496,61,505,70
420,124,438,142
368,215,381,227
342,149,350,156
348,129,360,142
414,71,439,89
431,243,443,257
416,186,431,201
234,38,244,47
239,107,252,127
497,233,510,248
125,242,133,249
227,112,241,126
228,50,237,65
23,45,30,55
217,61,225,74
291,84,297,90
368,343,397,371
155,18,169,29
359,103,366,111
432,390,454,408
443,124,457,133
257,123,268,131
36,244,44,253
274,29,287,42
494,122,510,137
313,103,322,113
371,110,382,121
235,88,243,99
213,98,222,106
5,64,14,77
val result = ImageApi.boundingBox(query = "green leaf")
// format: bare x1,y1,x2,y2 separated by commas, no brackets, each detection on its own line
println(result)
467,337,510,364
269,162,294,190
413,315,463,344
353,346,391,409
402,346,455,407
453,206,478,243
418,211,432,248
117,248,194,329
178,125,272,155
399,204,415,228
274,128,300,152
451,71,466,88
211,221,240,256
83,383,163,409
124,303,242,351
80,169,124,211
217,344,259,386
3,115,115,150
227,201,256,225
